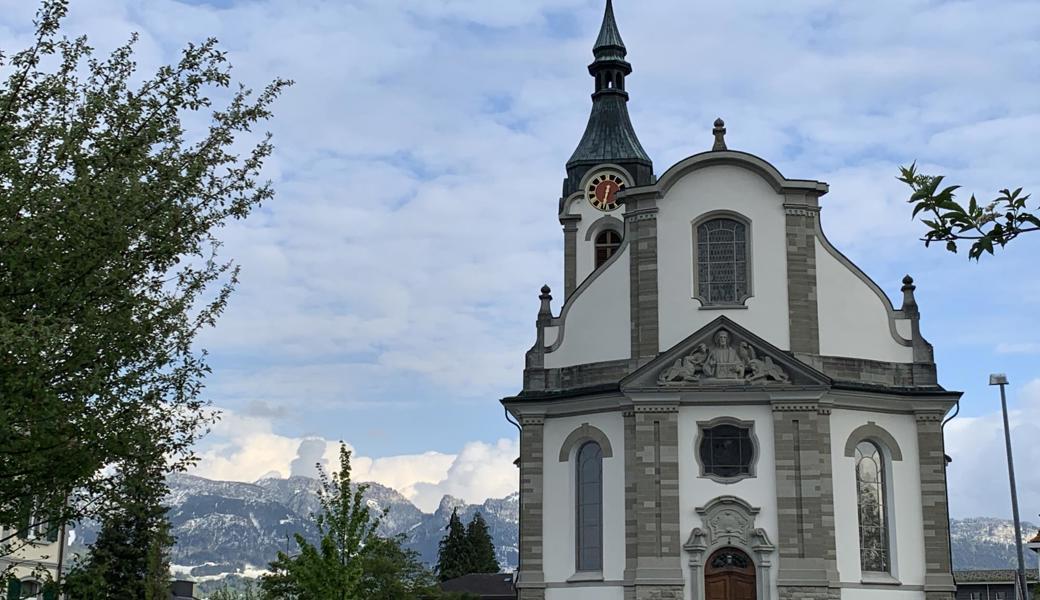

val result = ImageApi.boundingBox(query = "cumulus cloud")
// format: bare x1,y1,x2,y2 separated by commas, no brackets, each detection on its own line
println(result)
946,379,1040,519
193,411,517,512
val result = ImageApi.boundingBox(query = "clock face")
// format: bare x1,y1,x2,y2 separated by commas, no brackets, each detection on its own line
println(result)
586,171,627,212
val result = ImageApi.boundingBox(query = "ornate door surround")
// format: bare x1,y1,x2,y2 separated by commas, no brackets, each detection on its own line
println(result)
684,496,775,600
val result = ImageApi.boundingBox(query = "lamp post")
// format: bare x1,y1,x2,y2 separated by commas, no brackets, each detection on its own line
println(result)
990,373,1029,600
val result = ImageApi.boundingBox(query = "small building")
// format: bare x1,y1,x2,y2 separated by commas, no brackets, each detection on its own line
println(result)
0,523,64,600
954,569,1037,600
439,573,515,600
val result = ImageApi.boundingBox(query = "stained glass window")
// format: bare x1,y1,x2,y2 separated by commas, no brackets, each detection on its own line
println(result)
700,424,754,479
696,218,749,305
856,441,890,572
595,230,622,268
576,441,603,572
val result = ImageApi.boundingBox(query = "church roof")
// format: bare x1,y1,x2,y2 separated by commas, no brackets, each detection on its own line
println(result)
593,0,627,62
567,93,651,167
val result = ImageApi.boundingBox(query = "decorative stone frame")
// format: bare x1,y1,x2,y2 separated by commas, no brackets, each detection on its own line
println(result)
684,496,775,600
558,423,613,581
695,417,759,484
692,210,754,309
558,423,614,462
844,422,903,583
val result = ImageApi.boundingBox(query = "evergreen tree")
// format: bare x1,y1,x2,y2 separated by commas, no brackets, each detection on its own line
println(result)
357,535,440,600
464,512,500,574
435,509,469,581
63,450,174,599
260,444,382,600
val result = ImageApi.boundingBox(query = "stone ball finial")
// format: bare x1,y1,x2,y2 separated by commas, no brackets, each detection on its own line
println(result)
902,274,914,287
540,284,551,295
712,118,728,151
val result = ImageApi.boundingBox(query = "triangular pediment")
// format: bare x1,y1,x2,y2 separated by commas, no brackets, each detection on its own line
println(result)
621,316,831,391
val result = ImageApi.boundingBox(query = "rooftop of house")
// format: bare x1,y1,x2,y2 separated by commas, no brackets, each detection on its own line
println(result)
439,573,515,598
954,570,1040,584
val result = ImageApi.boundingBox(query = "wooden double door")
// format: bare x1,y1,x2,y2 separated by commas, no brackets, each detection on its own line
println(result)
704,548,756,600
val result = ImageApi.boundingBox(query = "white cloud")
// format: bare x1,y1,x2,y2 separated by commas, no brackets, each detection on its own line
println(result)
192,411,517,512
996,343,1040,356
946,379,1040,519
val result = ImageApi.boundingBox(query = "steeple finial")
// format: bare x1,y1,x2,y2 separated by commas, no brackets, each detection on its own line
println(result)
900,275,918,313
712,118,727,151
593,0,626,61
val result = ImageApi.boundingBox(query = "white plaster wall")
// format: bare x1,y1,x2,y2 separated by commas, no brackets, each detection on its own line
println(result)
677,403,780,600
573,195,625,285
542,411,627,585
816,241,914,363
839,589,925,600
656,165,791,353
545,245,631,368
546,587,625,600
830,408,925,588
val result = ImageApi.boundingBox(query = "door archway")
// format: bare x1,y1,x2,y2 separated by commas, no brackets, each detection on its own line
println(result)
705,548,756,600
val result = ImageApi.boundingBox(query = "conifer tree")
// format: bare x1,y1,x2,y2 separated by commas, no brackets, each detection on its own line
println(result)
464,512,500,574
435,509,469,581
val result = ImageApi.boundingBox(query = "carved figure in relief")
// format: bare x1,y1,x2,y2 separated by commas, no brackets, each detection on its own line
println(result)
657,328,791,385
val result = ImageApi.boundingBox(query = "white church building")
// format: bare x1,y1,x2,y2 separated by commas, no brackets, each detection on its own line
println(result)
501,3,960,600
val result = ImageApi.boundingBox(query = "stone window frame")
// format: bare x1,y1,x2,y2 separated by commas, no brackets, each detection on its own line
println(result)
694,417,759,484
559,424,613,580
844,422,903,582
585,215,625,272
692,210,754,309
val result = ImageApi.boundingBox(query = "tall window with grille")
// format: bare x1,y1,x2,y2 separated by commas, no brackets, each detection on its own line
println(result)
575,441,603,572
856,441,891,573
594,230,622,268
695,217,750,305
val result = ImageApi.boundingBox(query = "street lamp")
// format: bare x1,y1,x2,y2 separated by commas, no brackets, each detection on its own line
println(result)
990,373,1030,600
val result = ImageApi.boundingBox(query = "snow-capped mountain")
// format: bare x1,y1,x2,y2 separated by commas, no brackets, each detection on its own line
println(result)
952,517,1039,570
71,473,518,582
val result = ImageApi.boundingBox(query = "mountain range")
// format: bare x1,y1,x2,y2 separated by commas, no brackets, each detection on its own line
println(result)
70,473,1037,586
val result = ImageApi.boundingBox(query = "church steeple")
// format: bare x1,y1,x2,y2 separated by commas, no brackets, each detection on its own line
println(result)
564,0,653,196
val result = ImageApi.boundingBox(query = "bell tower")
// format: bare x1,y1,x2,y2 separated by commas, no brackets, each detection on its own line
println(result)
564,0,653,196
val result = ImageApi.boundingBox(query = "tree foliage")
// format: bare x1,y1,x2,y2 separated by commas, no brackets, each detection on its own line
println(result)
436,508,469,582
464,512,500,575
900,163,1037,260
0,0,290,553
260,444,383,600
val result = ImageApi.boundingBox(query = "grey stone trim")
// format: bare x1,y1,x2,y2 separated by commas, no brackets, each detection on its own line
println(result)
843,422,904,461
771,400,841,595
840,582,924,591
648,150,830,196
694,417,759,484
563,216,580,300
684,496,775,600
624,410,637,587
784,203,821,353
545,239,631,354
625,192,660,363
547,579,623,588
558,423,615,461
517,417,546,592
632,404,684,589
813,215,914,349
915,412,957,595
584,214,625,241
795,353,937,387
691,210,754,308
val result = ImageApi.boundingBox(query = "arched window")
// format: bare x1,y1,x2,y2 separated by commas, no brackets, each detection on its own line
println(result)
695,217,750,305
856,441,890,573
576,441,603,572
595,230,622,268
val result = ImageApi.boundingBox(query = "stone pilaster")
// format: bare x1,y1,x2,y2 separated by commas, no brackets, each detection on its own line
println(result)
517,415,546,599
916,411,956,600
784,203,820,354
625,192,660,365
772,400,840,600
562,216,580,301
631,404,684,599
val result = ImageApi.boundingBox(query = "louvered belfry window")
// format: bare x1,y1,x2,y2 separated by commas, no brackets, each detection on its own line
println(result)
697,218,749,305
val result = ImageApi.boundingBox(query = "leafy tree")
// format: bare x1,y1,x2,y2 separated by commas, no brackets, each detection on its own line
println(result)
464,512,500,575
436,508,469,582
0,0,290,553
899,163,1037,260
358,535,440,600
209,580,263,600
260,444,383,600
62,450,174,600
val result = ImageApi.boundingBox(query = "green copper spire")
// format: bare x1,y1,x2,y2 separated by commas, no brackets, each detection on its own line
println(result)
593,0,626,62
564,0,652,195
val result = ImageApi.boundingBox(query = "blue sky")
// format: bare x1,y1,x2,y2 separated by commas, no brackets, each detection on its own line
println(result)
2,0,1038,517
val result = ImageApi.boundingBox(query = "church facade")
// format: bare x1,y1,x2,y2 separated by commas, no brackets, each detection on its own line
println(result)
501,3,960,600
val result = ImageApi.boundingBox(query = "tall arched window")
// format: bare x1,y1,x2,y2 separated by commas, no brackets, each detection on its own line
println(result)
576,441,603,572
856,441,890,573
695,217,750,306
594,230,622,268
